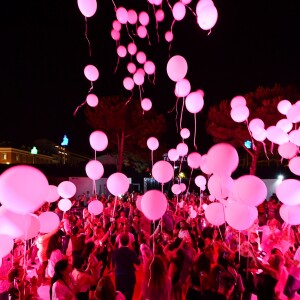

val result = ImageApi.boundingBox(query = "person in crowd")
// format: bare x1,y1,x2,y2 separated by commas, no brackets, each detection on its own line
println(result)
0,253,13,300
70,226,85,264
61,211,72,255
94,275,125,300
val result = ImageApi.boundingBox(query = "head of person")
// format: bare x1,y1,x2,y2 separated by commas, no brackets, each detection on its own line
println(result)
268,253,284,270
95,275,117,300
218,270,236,297
120,232,129,247
46,233,62,259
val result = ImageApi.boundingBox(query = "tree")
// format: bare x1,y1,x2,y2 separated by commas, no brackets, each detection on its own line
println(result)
84,95,167,172
206,84,300,175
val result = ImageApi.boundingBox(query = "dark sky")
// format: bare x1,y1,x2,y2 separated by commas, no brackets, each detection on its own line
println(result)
1,0,300,155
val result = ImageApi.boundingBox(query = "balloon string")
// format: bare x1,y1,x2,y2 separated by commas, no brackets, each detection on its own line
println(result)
139,85,143,102
165,0,173,12
147,32,152,46
179,97,185,131
85,17,92,57
153,6,160,43
193,113,198,150
92,180,97,198
262,141,269,160
126,24,135,42
186,5,196,16
270,142,274,155
73,100,87,116
112,196,117,218
186,168,193,197
207,29,212,36
125,92,134,105
88,81,94,93
151,150,154,169
111,0,117,10
114,56,120,74
94,150,97,160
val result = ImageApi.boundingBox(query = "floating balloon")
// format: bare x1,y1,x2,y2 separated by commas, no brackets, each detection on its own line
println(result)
127,9,138,24
207,174,234,200
287,104,300,123
230,95,247,109
278,142,298,159
196,0,214,15
45,185,60,203
174,78,191,97
89,130,108,151
133,72,144,86
127,43,137,55
127,62,137,74
116,7,128,24
187,152,202,169
107,172,130,196
0,234,14,258
85,160,104,180
230,106,249,123
141,190,167,221
277,99,292,115
172,2,186,21
147,137,159,151
195,175,206,187
136,51,147,64
165,31,173,42
139,11,150,26
19,213,40,240
205,202,225,226
111,29,120,41
276,119,293,133
197,3,218,30
280,204,300,225
123,77,135,90
155,9,165,22
141,98,152,111
171,184,181,195
112,20,122,31
137,26,147,38
179,183,186,192
144,61,155,75
176,142,188,156
252,128,267,142
38,211,60,233
289,157,300,176
266,126,289,145
86,94,98,107
84,64,99,81
249,118,265,133
58,198,72,212
168,148,179,161
289,130,300,146
276,179,300,206
0,165,49,214
180,128,190,139
152,160,174,184
57,181,76,199
117,45,127,58
167,55,188,82
77,0,97,18
185,91,204,113
200,154,213,175
88,200,103,215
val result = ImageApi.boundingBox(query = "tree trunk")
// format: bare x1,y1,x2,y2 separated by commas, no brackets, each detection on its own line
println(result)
117,130,125,172
249,143,262,175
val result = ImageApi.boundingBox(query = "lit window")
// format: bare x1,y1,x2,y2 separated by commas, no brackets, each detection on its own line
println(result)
2,153,7,160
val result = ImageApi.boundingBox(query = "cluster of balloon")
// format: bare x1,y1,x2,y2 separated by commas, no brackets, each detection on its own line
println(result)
230,95,250,123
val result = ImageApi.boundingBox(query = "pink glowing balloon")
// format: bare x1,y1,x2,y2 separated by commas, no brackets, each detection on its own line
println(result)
19,213,40,240
289,130,300,146
180,128,190,139
45,185,60,203
117,45,127,58
205,202,225,226
147,137,159,151
107,172,130,196
136,51,147,64
111,29,120,41
144,61,156,75
172,2,186,21
167,55,188,82
153,0,163,5
38,211,60,233
280,204,300,225
0,165,49,214
175,79,191,97
230,95,247,109
112,20,122,31
86,93,98,107
230,106,249,123
168,148,179,161
116,7,128,24
137,26,147,38
287,104,300,123
136,195,142,211
249,118,265,133
200,154,213,175
252,128,267,142
127,9,138,24
276,179,300,206
152,160,174,184
165,31,173,42
136,68,145,76
196,0,213,15
176,142,188,156
85,160,104,180
0,234,14,257
289,157,300,176
139,11,150,26
266,126,289,145
181,0,192,4
233,175,267,206
278,142,298,159
127,62,137,74
84,64,99,81
277,99,292,115
206,143,239,175
171,184,181,195
276,119,293,133
155,9,165,22
141,190,167,221
123,77,134,90
187,152,202,169
207,174,234,200
89,130,108,151
57,181,76,199
185,91,204,113
133,72,144,85
58,198,72,212
127,43,137,55
195,175,206,187
88,200,103,215
180,183,186,192
77,0,97,18
190,210,197,218
197,4,218,30
141,98,152,111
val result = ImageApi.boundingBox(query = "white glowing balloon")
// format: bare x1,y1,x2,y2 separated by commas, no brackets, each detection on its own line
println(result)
57,181,77,199
84,64,99,81
167,55,188,82
180,128,190,139
277,99,292,115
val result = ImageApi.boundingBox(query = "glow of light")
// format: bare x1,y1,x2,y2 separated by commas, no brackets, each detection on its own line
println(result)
277,174,284,182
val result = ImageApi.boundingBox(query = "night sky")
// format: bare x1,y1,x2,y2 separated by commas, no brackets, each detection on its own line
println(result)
1,0,300,155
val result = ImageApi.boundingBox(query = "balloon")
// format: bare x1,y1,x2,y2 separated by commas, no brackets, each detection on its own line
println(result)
225,202,258,231
84,64,99,81
167,55,188,82
0,234,14,258
77,0,97,18
107,172,130,196
249,118,265,133
45,185,60,203
137,26,147,38
117,45,127,58
147,137,159,151
144,61,155,75
287,104,300,123
266,126,289,145
136,51,147,64
289,130,300,146
174,79,191,97
123,77,135,90
187,152,202,169
197,4,218,30
58,198,72,212
280,204,300,225
180,128,190,139
88,200,103,215
127,43,137,55
111,29,120,41
19,213,40,240
277,99,292,115
179,183,186,192
155,9,165,22
185,91,204,113
152,160,174,184
135,68,145,76
136,195,142,211
168,148,179,161
252,127,267,142
289,157,300,176
230,95,247,109
139,11,150,26
85,160,104,180
57,181,76,199
230,106,249,123
38,212,60,233
127,9,138,24
200,154,213,175
205,202,225,226
276,179,300,206
181,0,192,4
276,118,293,133
195,175,206,187
127,62,137,74
208,195,215,201
165,31,173,42
190,210,197,218
171,184,181,195
89,130,108,151
141,190,167,221
232,175,267,206
0,165,49,214
207,174,234,199
278,142,298,159
176,142,188,156
116,7,128,24
172,2,186,21
206,143,239,175
196,0,213,15
141,98,152,111
112,20,122,31
86,93,98,107
133,72,144,85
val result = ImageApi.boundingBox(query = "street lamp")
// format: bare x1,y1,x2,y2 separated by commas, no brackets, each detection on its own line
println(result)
31,146,38,164
61,135,69,165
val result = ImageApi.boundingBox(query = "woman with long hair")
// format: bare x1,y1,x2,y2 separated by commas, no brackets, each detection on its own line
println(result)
95,275,125,300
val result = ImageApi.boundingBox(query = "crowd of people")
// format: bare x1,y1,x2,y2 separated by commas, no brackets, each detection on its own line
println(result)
1,190,300,300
